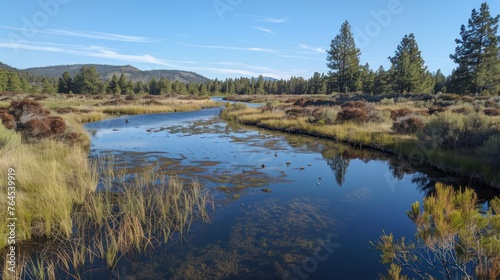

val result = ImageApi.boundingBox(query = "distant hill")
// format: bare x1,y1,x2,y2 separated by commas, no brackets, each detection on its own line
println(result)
23,64,210,84
0,62,19,72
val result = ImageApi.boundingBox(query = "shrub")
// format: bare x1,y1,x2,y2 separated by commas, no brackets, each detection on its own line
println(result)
308,106,340,124
1,99,74,143
0,112,16,130
266,100,280,110
461,96,474,103
9,98,50,120
485,99,497,108
372,183,500,280
428,106,448,115
322,107,340,125
338,101,388,123
339,107,367,122
484,108,500,116
418,111,496,149
390,108,413,121
392,117,425,134
451,105,474,115
125,94,137,101
293,97,309,107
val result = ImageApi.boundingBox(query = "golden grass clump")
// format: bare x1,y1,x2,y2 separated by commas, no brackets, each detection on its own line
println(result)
0,123,98,247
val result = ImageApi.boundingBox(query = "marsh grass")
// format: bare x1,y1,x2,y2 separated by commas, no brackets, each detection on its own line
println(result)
99,98,218,115
73,159,213,270
0,123,97,247
0,93,216,278
220,100,500,187
1,157,213,279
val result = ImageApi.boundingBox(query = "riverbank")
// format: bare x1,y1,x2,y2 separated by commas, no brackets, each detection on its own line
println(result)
0,93,216,278
221,94,500,189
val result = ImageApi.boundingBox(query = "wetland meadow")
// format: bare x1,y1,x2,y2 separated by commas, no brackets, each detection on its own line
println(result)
0,93,499,279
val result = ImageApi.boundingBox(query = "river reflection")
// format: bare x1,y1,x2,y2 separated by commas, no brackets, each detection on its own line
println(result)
83,107,498,279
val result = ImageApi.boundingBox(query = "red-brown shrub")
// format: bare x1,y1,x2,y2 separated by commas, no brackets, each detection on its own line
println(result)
48,116,66,134
390,108,413,121
429,107,448,115
461,96,474,103
484,108,500,116
0,112,16,130
485,100,497,108
0,99,78,144
339,107,367,122
452,106,474,115
9,99,50,119
22,118,51,140
392,117,425,134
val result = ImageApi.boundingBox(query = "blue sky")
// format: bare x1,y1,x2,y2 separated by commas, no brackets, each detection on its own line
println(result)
1,0,499,80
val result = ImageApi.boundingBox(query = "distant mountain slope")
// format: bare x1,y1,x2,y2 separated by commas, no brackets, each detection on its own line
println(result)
0,62,19,72
23,64,210,83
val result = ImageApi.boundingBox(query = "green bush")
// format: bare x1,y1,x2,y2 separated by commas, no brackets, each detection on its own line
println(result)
266,100,280,110
379,98,395,106
418,111,497,149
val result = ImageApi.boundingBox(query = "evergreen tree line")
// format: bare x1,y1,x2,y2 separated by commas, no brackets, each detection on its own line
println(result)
0,67,56,94
326,2,500,95
54,65,331,96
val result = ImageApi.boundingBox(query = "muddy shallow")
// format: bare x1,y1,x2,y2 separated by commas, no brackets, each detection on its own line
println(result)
84,106,497,279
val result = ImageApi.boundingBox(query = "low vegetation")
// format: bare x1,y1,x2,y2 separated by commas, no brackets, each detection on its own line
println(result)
0,95,215,278
221,94,500,188
372,183,500,279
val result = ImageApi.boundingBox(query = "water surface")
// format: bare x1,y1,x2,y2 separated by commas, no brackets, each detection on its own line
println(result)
84,107,494,279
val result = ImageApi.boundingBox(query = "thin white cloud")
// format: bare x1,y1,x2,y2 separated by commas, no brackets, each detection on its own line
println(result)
177,42,279,53
0,41,175,67
299,44,325,54
255,27,276,35
47,29,161,43
235,15,288,23
260,17,288,23
0,25,160,43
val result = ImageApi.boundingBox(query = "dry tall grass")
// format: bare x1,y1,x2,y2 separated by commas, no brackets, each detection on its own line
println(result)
0,123,97,247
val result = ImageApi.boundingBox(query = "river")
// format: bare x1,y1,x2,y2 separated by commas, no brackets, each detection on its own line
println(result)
84,103,496,279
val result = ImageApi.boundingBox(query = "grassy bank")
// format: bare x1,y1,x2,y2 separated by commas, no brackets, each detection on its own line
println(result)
221,95,500,188
0,123,96,246
1,93,220,124
0,93,215,278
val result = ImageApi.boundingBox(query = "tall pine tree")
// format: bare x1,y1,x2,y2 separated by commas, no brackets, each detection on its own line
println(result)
450,2,500,95
326,20,361,93
388,33,429,93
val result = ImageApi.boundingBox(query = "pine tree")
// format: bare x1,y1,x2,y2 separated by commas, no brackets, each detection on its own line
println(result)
73,66,102,94
388,33,428,93
450,2,500,95
373,66,391,95
118,73,127,94
0,68,8,92
41,78,56,94
360,63,375,94
326,20,361,93
433,69,447,93
107,74,120,94
6,72,23,92
57,71,73,94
